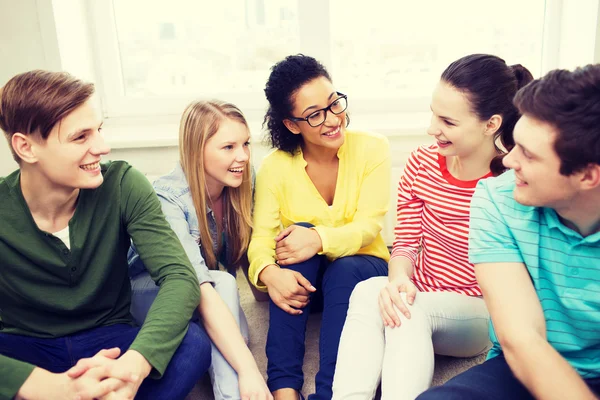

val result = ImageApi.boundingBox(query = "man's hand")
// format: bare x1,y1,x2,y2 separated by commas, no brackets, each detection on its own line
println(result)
259,264,316,315
275,225,322,265
67,348,152,399
16,349,135,400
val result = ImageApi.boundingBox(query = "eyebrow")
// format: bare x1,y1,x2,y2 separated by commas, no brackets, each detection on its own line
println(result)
302,91,337,115
221,135,251,145
516,141,538,158
67,121,103,140
430,106,459,123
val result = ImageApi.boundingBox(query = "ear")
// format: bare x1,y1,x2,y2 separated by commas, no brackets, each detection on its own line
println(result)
282,119,302,135
11,133,39,164
579,163,600,190
484,114,502,137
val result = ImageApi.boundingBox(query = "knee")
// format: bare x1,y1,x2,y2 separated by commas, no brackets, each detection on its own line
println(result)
210,270,239,298
323,257,365,289
349,277,386,305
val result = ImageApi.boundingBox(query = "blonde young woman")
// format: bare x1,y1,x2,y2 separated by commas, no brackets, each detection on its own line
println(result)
128,101,272,400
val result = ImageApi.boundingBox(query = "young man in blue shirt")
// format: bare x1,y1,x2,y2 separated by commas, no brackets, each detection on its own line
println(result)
418,65,600,399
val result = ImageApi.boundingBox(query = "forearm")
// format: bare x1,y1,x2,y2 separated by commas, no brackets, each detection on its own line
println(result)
198,284,259,374
2,354,36,400
503,335,595,399
388,256,414,280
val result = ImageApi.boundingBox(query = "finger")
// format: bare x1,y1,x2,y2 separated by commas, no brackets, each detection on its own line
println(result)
293,272,316,292
67,348,122,378
287,299,309,309
390,286,411,319
278,301,303,315
274,226,295,242
377,295,396,327
288,292,310,302
380,289,401,327
405,283,418,305
77,377,127,400
85,364,139,383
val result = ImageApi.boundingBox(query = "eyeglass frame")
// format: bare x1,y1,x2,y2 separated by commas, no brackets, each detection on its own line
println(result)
287,92,348,127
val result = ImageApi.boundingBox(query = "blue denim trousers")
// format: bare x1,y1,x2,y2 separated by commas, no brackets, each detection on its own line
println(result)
0,323,211,400
266,253,388,400
417,353,600,400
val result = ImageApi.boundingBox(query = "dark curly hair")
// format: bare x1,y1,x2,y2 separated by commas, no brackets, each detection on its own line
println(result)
441,54,533,176
263,54,332,154
514,64,600,175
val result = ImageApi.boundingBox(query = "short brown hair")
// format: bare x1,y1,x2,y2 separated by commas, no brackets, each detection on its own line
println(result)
514,64,600,175
0,70,95,162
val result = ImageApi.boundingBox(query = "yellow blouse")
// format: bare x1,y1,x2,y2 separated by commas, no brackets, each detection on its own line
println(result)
248,130,391,290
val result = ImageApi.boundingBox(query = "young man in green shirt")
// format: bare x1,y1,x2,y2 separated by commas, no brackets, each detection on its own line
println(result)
0,70,212,400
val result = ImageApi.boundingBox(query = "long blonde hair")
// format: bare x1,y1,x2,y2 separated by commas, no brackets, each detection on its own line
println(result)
179,100,253,269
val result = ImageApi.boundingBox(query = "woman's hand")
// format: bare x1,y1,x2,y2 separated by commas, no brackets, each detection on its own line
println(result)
259,264,316,315
238,368,273,400
275,225,322,265
378,276,418,328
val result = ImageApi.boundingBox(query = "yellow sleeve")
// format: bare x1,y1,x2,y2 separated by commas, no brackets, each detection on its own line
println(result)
313,136,390,258
247,159,281,291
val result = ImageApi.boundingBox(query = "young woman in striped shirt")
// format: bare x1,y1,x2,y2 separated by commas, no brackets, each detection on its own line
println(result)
332,54,533,399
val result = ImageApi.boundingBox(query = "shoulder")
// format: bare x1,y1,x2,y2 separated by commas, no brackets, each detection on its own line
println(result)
152,163,191,199
345,130,389,151
257,148,294,175
473,170,537,218
100,160,154,197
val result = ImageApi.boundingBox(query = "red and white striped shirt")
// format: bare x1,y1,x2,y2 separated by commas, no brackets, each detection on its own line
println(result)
391,145,492,296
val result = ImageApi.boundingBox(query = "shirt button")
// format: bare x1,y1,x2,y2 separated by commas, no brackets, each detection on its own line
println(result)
571,268,579,276
63,249,69,255
71,267,77,272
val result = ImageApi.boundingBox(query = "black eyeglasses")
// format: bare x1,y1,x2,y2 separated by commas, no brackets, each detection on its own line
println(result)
288,93,348,127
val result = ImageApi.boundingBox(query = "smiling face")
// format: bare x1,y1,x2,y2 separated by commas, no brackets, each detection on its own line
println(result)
284,76,346,153
427,80,492,157
203,117,251,197
29,98,110,190
503,114,582,209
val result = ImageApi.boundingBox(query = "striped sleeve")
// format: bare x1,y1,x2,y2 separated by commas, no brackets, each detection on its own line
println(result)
391,148,424,265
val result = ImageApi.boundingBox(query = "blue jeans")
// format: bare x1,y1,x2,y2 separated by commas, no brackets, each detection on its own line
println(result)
266,253,388,400
131,268,248,400
417,353,600,400
0,323,211,400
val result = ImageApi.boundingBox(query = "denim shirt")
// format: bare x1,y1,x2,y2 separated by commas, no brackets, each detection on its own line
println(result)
129,163,249,285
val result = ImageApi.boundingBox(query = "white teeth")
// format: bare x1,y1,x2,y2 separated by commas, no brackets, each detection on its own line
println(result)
80,162,99,171
229,168,243,173
324,126,340,136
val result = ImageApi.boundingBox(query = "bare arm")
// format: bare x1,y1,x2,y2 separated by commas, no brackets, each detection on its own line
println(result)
198,283,271,398
476,262,596,400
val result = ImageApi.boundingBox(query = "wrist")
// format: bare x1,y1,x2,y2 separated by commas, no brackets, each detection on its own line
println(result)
122,350,152,378
310,228,323,252
16,367,53,400
258,264,279,285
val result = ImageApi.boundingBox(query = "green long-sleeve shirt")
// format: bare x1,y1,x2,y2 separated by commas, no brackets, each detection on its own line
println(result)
0,161,200,400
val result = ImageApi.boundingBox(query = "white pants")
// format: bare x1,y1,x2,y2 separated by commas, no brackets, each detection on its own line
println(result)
332,277,491,400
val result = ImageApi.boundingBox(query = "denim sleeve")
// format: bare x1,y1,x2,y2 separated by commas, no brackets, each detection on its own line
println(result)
156,192,214,285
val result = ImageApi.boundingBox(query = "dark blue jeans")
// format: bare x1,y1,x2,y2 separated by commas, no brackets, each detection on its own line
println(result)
0,323,212,400
266,253,388,400
417,353,600,400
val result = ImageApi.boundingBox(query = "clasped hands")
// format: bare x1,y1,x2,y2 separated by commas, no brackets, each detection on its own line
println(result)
260,225,322,315
17,348,151,400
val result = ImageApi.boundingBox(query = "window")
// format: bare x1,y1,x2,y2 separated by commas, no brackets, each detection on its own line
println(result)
84,0,598,145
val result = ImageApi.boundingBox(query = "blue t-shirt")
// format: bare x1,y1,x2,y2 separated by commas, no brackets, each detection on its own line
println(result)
469,170,600,379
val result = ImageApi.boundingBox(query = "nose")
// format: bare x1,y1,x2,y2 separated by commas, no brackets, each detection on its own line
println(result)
427,115,441,137
324,108,340,126
237,145,250,163
90,130,111,156
502,147,518,170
